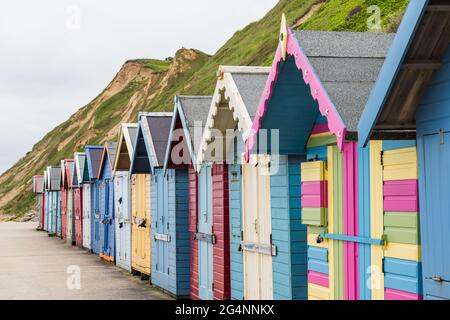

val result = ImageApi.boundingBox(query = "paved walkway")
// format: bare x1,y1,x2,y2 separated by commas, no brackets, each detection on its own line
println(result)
0,222,170,300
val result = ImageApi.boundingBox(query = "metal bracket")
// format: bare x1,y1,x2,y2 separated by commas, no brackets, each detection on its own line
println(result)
240,241,277,256
318,233,386,246
154,233,171,242
194,232,216,244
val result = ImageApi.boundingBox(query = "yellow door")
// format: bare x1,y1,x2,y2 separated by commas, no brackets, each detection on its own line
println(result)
131,174,151,275
242,155,273,300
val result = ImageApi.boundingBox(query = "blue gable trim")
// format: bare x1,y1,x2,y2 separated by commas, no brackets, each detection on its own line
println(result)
358,0,429,146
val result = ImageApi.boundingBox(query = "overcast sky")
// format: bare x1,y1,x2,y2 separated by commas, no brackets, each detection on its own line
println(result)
0,0,277,175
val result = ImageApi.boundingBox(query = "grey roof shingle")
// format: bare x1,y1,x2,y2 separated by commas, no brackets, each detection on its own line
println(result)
230,73,268,120
294,31,395,132
179,96,212,155
145,116,172,166
107,142,117,168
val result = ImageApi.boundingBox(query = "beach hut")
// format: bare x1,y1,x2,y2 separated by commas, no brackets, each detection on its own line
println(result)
84,145,104,252
130,112,173,278
33,175,45,230
113,123,137,271
358,0,450,300
60,160,69,240
47,166,62,236
244,17,394,300
73,152,86,247
43,169,50,232
196,66,269,300
149,96,209,297
64,160,75,245
97,142,117,262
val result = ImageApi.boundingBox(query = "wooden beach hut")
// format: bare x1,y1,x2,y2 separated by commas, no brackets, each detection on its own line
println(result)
85,145,104,254
98,142,117,262
64,160,75,245
245,16,394,300
196,66,269,300
151,96,210,298
130,112,173,278
73,152,86,247
33,175,45,230
43,169,50,232
47,166,62,236
113,123,137,271
358,0,450,300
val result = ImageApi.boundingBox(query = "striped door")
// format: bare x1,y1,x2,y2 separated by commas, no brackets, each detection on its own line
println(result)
198,165,214,300
242,155,273,300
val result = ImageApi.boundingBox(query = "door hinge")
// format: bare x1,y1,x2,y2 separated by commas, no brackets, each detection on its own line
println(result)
439,128,444,145
167,267,170,275
380,151,384,166
211,282,214,291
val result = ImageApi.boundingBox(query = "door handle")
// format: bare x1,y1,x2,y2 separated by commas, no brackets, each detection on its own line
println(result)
426,276,450,283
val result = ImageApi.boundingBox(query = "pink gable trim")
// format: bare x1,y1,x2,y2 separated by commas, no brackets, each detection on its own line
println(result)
245,27,346,161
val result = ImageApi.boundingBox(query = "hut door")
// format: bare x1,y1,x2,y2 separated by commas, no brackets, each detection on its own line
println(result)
421,132,450,299
94,182,102,253
132,174,151,274
103,179,113,257
115,176,125,261
242,155,273,300
82,184,91,249
155,171,170,287
197,165,214,300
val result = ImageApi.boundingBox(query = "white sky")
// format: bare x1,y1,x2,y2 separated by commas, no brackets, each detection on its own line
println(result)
0,0,277,174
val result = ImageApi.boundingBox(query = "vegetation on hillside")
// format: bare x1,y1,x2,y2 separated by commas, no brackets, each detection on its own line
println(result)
0,0,410,218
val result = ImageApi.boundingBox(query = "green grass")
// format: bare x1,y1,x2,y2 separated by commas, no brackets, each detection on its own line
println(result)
131,59,172,73
299,0,409,32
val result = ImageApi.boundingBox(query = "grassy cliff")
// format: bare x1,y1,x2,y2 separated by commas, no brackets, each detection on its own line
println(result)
0,0,409,218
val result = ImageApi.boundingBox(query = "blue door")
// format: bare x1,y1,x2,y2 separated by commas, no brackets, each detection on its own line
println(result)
103,179,115,258
50,192,56,233
45,192,49,232
154,170,170,288
56,192,62,237
420,131,450,299
198,165,214,300
93,181,103,254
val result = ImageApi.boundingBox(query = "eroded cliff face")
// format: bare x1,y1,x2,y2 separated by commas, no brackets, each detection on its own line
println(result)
0,48,210,217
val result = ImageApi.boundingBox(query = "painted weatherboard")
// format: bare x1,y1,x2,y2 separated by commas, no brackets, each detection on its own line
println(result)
416,46,450,300
228,164,243,300
242,155,273,300
113,123,137,271
151,169,190,297
82,183,92,250
73,153,85,247
243,17,393,301
196,164,214,300
85,146,104,255
114,172,132,271
131,174,151,275
98,142,117,262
